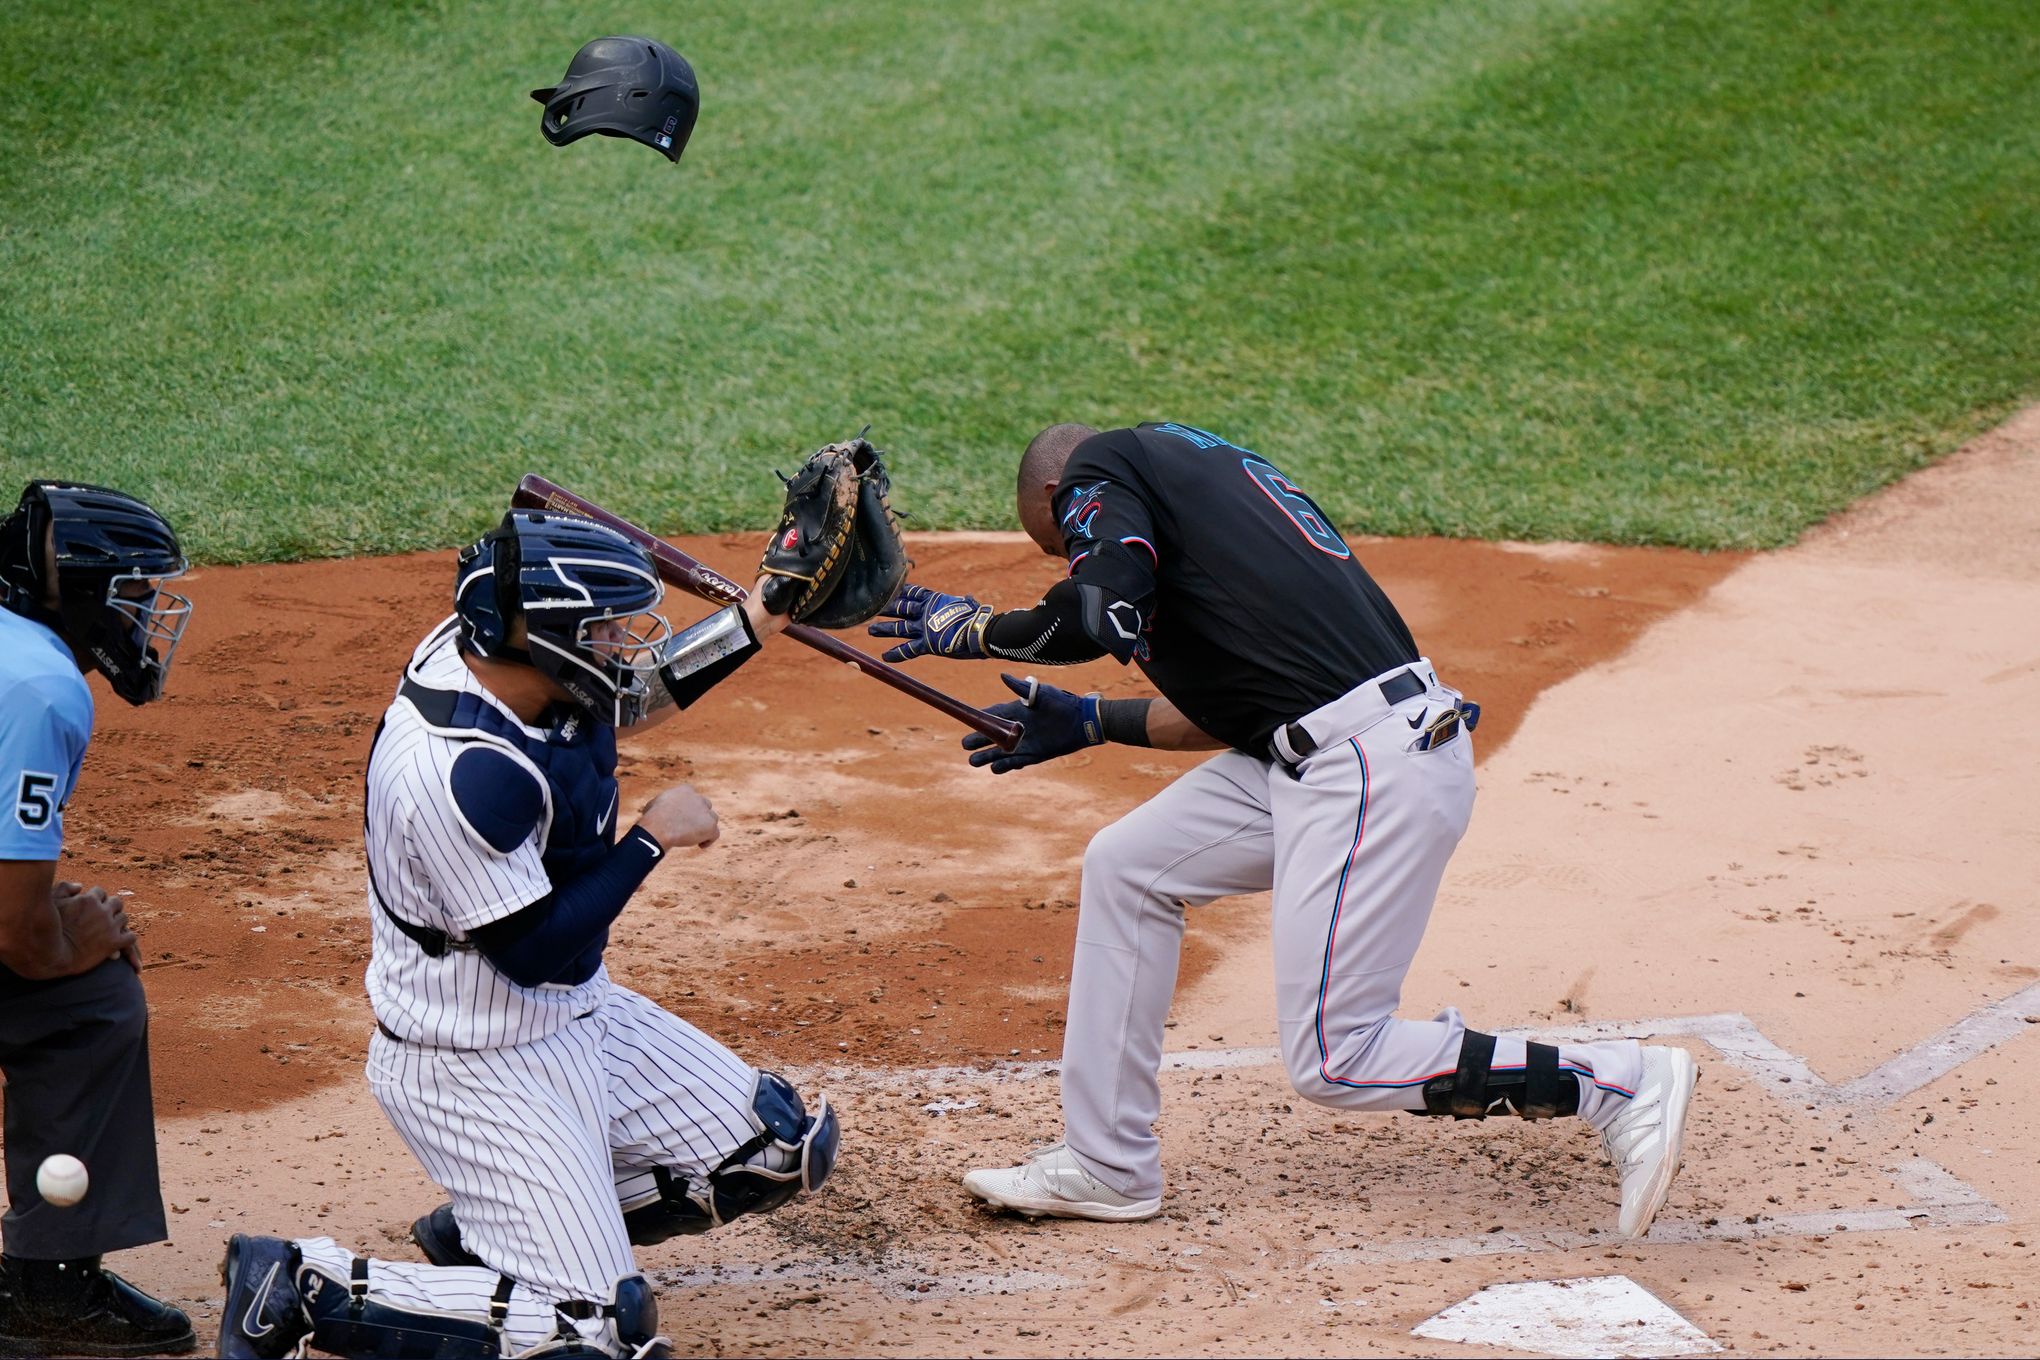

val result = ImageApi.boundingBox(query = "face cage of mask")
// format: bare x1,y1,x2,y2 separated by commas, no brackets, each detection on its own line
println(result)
526,608,676,725
99,567,194,690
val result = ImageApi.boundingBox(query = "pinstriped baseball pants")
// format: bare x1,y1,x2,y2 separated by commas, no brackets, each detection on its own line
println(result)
1058,675,1643,1201
310,983,760,1339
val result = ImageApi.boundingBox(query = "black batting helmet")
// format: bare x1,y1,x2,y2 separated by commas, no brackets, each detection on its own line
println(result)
0,481,192,706
531,36,699,163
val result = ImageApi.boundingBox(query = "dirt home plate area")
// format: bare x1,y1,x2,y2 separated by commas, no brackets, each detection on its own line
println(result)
31,413,2037,1356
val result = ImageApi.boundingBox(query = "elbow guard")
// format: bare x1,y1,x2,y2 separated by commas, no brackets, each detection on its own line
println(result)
1075,582,1146,664
1066,538,1154,664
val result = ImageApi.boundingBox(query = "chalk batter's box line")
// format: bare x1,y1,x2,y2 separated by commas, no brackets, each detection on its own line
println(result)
837,976,2040,1120
773,985,2037,1270
646,987,2028,1297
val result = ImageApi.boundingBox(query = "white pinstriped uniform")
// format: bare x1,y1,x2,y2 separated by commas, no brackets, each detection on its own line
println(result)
293,626,766,1351
363,623,609,1051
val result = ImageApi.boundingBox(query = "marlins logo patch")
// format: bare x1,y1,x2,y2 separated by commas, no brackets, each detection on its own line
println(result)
1058,481,1109,537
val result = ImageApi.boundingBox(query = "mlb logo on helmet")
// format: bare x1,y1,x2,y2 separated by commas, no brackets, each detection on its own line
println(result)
656,112,678,150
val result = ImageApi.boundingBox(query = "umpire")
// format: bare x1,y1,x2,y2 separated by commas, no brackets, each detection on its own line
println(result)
0,482,196,1355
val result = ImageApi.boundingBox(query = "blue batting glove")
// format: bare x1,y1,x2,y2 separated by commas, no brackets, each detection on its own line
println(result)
867,582,993,662
960,673,1104,774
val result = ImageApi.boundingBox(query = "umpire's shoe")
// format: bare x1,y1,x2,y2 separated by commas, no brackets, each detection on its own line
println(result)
411,1203,486,1270
0,1254,196,1357
216,1235,309,1359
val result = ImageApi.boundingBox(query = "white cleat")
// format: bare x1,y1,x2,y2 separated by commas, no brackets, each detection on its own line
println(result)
962,1143,1162,1222
1601,1045,1700,1238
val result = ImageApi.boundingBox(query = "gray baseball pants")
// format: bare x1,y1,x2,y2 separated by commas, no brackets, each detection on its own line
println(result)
1060,661,1643,1200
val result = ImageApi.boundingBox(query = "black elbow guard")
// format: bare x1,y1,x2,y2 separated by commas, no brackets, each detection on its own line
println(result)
1075,582,1146,664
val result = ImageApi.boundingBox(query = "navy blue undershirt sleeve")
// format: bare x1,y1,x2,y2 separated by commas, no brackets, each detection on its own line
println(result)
468,826,663,987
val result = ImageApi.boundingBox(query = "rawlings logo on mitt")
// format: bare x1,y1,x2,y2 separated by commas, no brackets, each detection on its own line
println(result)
758,432,910,628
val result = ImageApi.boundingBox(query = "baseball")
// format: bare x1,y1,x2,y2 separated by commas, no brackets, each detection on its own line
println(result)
36,1154,88,1208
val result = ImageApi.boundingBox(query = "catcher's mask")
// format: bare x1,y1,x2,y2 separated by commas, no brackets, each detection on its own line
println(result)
456,511,674,727
0,481,192,706
532,36,699,163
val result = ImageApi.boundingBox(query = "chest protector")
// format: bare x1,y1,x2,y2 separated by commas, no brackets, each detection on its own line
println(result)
368,669,619,962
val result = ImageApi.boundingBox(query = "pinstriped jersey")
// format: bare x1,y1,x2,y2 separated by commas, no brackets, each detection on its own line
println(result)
364,621,609,1049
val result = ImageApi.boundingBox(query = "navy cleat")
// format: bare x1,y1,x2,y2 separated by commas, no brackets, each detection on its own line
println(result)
215,1235,309,1359
410,1203,486,1270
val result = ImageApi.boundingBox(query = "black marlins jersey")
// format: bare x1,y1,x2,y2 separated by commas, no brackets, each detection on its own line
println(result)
1057,423,1418,751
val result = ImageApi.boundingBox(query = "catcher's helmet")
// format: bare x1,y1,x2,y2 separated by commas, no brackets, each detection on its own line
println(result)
456,511,673,726
0,481,192,706
531,36,698,163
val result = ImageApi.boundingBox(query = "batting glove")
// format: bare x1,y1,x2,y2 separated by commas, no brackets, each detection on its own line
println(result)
867,582,993,662
961,673,1103,774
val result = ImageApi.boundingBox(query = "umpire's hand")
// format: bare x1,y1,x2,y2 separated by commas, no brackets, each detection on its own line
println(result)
53,882,140,974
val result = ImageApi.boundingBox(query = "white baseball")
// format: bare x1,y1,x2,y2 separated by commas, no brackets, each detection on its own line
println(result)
36,1154,88,1207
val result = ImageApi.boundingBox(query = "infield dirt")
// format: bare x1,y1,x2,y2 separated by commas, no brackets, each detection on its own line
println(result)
33,415,2040,1355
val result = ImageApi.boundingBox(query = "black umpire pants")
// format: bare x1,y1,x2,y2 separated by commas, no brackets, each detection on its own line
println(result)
0,959,167,1258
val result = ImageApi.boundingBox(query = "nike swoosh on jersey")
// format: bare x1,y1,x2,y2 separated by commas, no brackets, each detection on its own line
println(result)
596,791,618,835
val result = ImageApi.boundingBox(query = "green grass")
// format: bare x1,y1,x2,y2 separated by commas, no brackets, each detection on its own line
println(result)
1,0,2035,559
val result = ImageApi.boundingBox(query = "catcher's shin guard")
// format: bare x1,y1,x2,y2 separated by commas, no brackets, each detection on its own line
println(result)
622,1071,839,1244
1408,1030,1581,1120
299,1257,504,1359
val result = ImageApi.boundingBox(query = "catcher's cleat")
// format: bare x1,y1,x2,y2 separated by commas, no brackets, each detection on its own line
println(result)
215,1235,308,1359
1601,1045,1700,1238
410,1203,486,1270
962,1143,1161,1222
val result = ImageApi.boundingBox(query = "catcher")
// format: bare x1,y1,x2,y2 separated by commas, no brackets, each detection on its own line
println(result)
217,440,905,1359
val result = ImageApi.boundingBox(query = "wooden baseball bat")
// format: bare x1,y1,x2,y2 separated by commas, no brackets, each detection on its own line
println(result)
512,474,1023,750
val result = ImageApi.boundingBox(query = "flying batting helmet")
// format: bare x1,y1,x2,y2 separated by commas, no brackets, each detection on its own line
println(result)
0,481,192,706
456,510,674,726
531,36,699,163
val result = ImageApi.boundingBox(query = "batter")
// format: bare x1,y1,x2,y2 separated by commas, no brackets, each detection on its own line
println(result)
870,421,1698,1235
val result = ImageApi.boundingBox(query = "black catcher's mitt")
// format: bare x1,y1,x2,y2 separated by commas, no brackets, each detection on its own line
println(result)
758,434,910,627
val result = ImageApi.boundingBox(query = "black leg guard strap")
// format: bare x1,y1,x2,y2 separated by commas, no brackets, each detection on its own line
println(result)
622,1167,714,1244
1445,1028,1496,1118
1411,1031,1580,1121
1521,1040,1566,1120
621,1073,838,1247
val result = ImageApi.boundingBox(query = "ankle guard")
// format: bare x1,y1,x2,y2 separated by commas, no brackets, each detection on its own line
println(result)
1409,1030,1580,1120
622,1070,839,1244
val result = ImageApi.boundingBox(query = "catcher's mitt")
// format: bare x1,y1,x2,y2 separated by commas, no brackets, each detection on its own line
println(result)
758,433,910,627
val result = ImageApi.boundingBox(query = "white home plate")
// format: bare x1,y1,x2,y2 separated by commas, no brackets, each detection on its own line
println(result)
1412,1275,1719,1358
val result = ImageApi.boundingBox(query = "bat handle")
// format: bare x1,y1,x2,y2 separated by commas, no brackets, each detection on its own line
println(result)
784,623,1024,750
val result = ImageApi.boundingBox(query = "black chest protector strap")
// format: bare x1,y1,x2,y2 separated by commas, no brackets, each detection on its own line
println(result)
362,672,518,960
363,713,469,960
1409,1029,1579,1121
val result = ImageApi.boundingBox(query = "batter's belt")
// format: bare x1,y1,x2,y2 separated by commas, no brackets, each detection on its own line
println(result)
1270,658,1477,766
